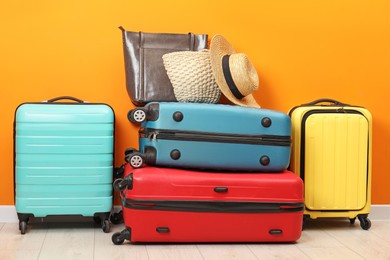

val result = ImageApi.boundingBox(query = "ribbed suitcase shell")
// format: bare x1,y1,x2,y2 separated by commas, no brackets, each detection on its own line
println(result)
289,100,372,223
131,102,292,171
114,164,304,243
14,101,114,219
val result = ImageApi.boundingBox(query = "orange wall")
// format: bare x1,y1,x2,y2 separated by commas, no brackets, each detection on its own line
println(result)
1,0,389,205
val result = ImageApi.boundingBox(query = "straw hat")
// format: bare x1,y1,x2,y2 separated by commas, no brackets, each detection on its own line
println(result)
210,35,260,108
162,50,221,104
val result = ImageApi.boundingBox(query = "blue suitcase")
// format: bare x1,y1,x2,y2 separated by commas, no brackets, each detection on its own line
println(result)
14,96,114,234
126,102,291,171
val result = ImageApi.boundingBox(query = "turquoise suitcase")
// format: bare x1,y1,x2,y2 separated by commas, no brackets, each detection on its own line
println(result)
14,96,114,234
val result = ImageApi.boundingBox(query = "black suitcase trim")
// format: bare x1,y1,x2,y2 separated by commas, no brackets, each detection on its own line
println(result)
122,198,304,213
140,128,291,146
299,109,367,181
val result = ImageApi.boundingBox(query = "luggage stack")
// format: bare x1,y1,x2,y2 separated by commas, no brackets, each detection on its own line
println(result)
111,103,304,244
112,33,307,245
110,32,305,244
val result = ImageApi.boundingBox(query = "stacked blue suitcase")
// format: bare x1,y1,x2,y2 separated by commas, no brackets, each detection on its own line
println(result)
14,96,115,234
124,102,292,172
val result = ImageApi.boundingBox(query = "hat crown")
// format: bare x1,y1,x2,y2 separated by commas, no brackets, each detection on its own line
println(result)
210,34,261,108
229,53,259,97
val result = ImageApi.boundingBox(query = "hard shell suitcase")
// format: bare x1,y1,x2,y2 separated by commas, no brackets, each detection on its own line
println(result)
126,102,292,172
289,99,372,229
14,96,115,234
112,164,304,244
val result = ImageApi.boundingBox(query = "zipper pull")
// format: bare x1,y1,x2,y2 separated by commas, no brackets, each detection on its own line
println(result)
153,131,159,141
147,131,153,141
147,131,159,142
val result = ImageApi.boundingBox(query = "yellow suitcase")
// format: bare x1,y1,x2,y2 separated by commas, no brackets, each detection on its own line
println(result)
289,99,372,230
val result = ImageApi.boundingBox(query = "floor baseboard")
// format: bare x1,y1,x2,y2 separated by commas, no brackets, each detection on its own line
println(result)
1,205,389,223
0,205,19,223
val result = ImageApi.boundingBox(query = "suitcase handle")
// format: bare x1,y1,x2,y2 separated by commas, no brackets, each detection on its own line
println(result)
45,96,85,103
156,227,170,233
214,187,228,193
302,98,349,106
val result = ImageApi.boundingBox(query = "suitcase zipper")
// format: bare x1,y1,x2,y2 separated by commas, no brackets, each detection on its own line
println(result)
123,199,304,213
299,109,366,180
141,128,291,146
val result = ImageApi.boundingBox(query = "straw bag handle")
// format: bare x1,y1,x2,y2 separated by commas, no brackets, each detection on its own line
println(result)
45,96,85,103
302,98,350,106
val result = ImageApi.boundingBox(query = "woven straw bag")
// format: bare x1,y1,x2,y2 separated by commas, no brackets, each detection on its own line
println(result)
162,49,221,103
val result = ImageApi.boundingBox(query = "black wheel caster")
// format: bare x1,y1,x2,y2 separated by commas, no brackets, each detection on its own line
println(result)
112,228,131,245
113,177,132,192
349,218,356,224
358,215,371,230
113,178,124,192
110,211,123,225
102,220,110,233
20,221,27,235
112,232,125,245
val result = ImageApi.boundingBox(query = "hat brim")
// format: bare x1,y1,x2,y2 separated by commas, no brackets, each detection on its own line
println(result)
210,35,260,108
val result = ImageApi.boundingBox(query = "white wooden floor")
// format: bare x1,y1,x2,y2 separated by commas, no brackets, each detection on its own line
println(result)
0,218,390,260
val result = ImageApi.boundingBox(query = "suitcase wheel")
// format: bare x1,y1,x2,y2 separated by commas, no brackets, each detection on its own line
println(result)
112,228,131,245
113,177,133,192
19,221,27,235
358,215,371,230
94,216,111,233
102,220,110,233
128,108,147,124
110,211,123,225
113,178,123,192
127,152,144,168
349,218,356,224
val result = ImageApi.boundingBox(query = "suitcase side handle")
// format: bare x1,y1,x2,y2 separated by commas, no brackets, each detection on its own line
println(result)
45,96,85,103
214,187,228,193
302,98,349,106
156,227,170,233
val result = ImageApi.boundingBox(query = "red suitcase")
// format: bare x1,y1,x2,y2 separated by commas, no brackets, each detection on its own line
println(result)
112,164,304,244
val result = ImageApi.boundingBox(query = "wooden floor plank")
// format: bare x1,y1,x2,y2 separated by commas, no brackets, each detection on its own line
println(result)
248,243,311,260
147,244,204,260
94,224,149,260
197,244,257,260
0,223,46,251
38,222,95,260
